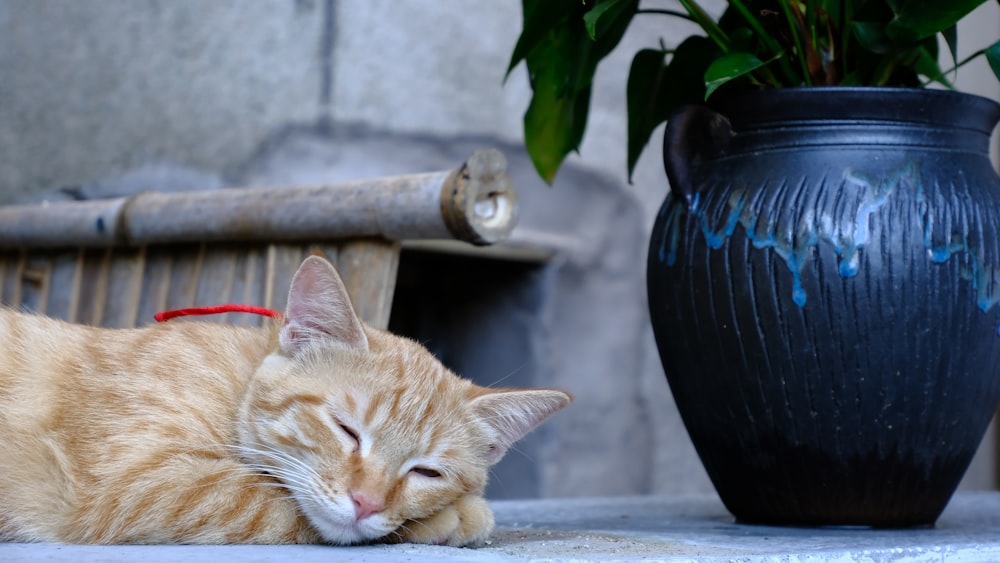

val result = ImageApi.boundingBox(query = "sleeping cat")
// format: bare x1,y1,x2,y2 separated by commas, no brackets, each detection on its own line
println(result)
0,255,571,546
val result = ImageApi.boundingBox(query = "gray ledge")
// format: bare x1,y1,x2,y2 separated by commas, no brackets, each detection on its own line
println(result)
3,492,1000,562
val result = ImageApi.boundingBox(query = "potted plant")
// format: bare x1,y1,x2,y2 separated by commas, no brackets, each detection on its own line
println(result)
507,0,1000,527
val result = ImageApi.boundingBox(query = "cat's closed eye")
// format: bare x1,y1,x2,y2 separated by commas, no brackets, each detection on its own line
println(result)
409,467,442,478
336,423,360,449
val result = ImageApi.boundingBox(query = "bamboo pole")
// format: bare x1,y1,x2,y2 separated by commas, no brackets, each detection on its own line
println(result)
0,149,516,249
0,199,127,248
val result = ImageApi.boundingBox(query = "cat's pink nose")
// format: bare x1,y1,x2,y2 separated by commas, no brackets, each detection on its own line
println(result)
351,491,384,521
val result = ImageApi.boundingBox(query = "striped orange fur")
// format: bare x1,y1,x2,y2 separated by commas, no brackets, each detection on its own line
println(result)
0,256,571,546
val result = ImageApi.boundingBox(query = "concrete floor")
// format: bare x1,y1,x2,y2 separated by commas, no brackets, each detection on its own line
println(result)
3,492,1000,562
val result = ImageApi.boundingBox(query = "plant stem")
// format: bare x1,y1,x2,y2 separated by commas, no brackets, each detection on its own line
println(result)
636,8,696,22
727,0,800,84
929,47,988,85
872,51,903,86
805,0,817,44
677,0,730,53
839,0,852,82
776,0,812,86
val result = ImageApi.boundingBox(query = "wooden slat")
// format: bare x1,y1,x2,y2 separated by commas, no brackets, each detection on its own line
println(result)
101,247,146,328
76,249,113,326
193,246,239,324
67,249,85,324
165,243,206,312
1,251,27,310
334,239,401,329
0,255,7,302
135,250,174,326
20,256,51,315
0,239,403,332
46,251,82,321
264,244,303,314
240,246,269,326
307,244,338,269
227,248,255,327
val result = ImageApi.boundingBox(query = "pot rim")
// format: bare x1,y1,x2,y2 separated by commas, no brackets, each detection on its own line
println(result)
709,86,1000,134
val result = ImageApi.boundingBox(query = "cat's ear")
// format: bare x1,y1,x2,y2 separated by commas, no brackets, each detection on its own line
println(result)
279,256,369,356
471,389,572,464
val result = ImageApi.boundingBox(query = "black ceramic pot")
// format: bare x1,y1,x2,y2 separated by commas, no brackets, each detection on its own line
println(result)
647,87,1000,527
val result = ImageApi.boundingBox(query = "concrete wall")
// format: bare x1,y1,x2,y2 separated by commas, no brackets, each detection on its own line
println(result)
0,1,321,200
0,0,701,208
1,0,998,497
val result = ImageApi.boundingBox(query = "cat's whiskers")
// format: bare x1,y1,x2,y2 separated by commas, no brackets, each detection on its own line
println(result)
212,467,315,503
201,463,291,490
487,468,508,496
506,443,535,463
225,444,320,478
142,445,306,497
214,444,323,500
484,363,527,389
394,516,438,540
242,467,314,492
251,482,313,502
248,444,321,480
245,466,318,497
391,522,415,541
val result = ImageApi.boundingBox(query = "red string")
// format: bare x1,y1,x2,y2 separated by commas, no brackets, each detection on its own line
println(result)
154,304,283,323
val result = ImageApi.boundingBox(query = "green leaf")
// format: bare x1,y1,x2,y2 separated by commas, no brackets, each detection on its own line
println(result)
913,45,954,88
885,0,986,42
625,50,670,182
985,39,1000,82
703,51,781,99
728,27,754,53
852,21,894,55
505,0,579,80
523,80,591,184
626,37,720,180
517,0,636,183
941,24,958,68
583,0,634,39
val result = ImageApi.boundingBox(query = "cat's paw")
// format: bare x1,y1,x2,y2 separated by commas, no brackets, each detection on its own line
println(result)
391,495,495,547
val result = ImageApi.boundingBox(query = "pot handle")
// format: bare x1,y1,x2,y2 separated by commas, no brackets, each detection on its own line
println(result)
663,105,733,204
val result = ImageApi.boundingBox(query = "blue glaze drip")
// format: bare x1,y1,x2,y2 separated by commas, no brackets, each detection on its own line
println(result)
837,165,909,278
655,197,671,264
657,194,686,266
701,192,746,250
675,166,902,308
657,159,1000,332
838,253,860,278
915,178,1000,331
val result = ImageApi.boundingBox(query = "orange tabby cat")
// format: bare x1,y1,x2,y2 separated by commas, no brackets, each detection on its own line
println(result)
0,256,571,546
